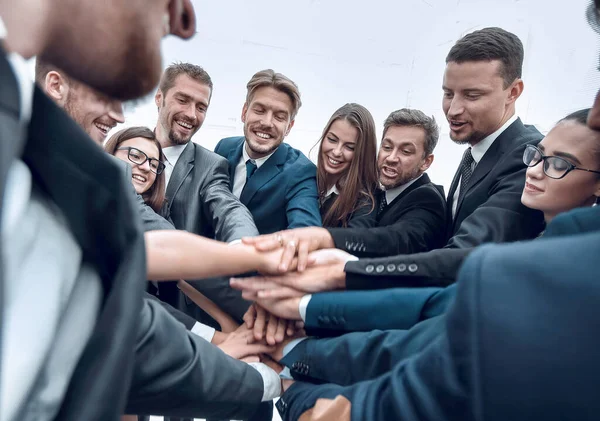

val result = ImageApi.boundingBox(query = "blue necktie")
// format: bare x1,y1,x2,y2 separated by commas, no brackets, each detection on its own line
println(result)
246,159,257,181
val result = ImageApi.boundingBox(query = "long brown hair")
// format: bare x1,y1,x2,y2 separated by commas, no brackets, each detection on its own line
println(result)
105,126,166,213
315,103,378,227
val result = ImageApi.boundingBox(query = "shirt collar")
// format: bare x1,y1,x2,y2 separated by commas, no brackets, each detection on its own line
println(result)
0,15,34,123
243,142,277,169
162,143,188,166
323,184,340,199
385,174,423,204
470,114,518,164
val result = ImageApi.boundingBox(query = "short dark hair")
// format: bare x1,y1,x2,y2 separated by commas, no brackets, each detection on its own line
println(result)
383,108,439,156
159,62,213,96
34,57,71,86
560,108,591,126
446,27,524,88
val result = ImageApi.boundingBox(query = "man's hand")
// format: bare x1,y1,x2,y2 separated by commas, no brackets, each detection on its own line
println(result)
242,227,335,272
241,294,304,321
217,324,275,362
231,261,347,298
243,303,301,345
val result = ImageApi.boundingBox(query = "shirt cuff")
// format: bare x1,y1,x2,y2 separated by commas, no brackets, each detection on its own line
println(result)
248,362,282,401
298,294,312,322
190,322,216,342
228,239,242,245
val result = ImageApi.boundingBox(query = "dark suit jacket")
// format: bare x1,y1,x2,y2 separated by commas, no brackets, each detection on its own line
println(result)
278,207,600,421
215,136,321,233
320,192,378,229
327,173,447,257
0,54,263,420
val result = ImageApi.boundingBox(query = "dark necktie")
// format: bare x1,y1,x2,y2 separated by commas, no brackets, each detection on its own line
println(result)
458,147,475,199
378,191,388,215
245,159,257,181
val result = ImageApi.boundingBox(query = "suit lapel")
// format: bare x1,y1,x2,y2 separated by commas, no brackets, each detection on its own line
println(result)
165,141,195,208
380,173,431,220
226,140,244,183
240,143,288,204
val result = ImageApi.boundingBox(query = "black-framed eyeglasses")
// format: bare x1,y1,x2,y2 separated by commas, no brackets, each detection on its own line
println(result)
117,147,165,175
523,144,600,180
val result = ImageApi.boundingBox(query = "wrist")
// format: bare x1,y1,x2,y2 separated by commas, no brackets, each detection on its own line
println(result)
331,263,347,289
211,330,227,345
321,229,335,249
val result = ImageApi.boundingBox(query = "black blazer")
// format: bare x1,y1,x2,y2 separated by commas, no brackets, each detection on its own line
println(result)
0,54,263,420
447,118,545,248
328,173,447,257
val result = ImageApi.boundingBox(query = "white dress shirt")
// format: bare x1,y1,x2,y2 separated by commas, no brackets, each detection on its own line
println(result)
162,143,188,187
451,114,518,217
385,174,423,205
232,143,277,198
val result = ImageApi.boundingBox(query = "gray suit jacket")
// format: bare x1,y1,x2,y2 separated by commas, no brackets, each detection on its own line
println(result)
0,51,263,420
157,141,259,241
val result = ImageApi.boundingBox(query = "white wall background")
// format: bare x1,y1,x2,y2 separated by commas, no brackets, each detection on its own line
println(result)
119,0,599,193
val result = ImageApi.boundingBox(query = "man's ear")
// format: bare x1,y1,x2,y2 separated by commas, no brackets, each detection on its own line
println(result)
420,154,434,173
507,79,524,105
155,89,163,110
45,71,69,106
241,103,248,123
284,119,295,137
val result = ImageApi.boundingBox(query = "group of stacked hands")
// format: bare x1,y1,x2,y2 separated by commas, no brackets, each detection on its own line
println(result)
3,0,600,421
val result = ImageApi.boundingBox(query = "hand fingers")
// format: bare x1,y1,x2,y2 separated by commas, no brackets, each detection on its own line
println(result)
253,305,267,341
240,355,260,363
265,315,279,346
241,290,259,301
242,344,277,357
295,321,305,330
243,303,257,329
257,285,305,299
286,319,297,337
297,240,310,272
279,239,298,272
274,317,287,343
231,277,282,292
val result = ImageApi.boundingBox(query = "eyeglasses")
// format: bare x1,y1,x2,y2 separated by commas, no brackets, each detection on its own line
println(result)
117,147,165,175
523,144,600,179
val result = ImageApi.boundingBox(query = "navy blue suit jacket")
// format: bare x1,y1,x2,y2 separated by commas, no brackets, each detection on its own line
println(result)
215,136,321,233
278,206,600,421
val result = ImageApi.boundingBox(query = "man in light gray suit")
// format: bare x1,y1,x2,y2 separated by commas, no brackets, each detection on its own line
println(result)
150,63,260,322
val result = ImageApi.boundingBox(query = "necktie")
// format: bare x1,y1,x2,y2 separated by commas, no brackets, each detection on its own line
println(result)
458,147,475,199
378,191,388,215
245,159,257,181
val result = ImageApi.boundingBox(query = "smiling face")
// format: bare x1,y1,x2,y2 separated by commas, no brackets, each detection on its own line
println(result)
319,119,358,183
114,137,160,194
64,82,125,145
442,60,521,146
521,120,600,222
378,125,433,189
242,86,295,159
155,74,211,147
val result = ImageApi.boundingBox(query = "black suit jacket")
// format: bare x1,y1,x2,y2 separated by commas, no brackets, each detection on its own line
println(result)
0,53,263,420
278,207,600,421
328,173,447,257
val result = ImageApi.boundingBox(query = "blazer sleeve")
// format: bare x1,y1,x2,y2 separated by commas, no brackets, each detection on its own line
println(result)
202,156,259,241
328,186,447,257
303,286,453,335
125,299,263,419
280,315,445,387
144,292,196,330
345,196,378,229
447,142,544,249
343,247,473,290
284,160,322,229
277,251,480,421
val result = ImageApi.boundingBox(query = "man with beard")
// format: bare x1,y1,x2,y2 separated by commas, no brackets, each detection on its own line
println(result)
0,1,282,420
215,69,321,233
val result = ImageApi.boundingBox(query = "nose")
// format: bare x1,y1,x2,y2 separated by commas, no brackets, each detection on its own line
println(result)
260,112,275,128
385,150,400,163
446,97,464,119
185,103,197,121
109,100,125,124
526,159,545,180
138,160,152,173
331,143,343,157
170,0,196,39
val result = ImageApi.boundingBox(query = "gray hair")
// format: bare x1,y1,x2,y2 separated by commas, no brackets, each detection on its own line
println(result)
383,108,439,156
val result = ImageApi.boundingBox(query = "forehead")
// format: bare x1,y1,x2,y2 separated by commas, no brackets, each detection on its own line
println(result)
542,121,599,161
121,137,160,158
443,60,505,89
327,119,359,142
168,74,212,102
248,86,294,114
383,125,427,150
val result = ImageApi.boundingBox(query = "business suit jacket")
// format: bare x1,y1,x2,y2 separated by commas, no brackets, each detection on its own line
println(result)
278,207,600,421
215,136,322,233
319,193,378,229
327,173,447,257
0,56,263,420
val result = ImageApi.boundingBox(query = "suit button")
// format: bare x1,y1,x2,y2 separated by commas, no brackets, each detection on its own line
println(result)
376,265,384,273
322,316,330,324
366,265,374,273
291,362,300,370
339,317,346,324
317,316,324,324
408,263,418,273
387,264,396,272
397,264,407,272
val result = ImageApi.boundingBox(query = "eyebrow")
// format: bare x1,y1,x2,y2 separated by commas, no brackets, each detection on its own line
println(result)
252,101,290,117
327,131,339,140
174,92,208,107
553,151,582,165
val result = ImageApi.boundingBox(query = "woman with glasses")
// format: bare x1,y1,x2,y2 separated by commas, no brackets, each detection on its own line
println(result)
105,127,167,213
522,108,600,223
